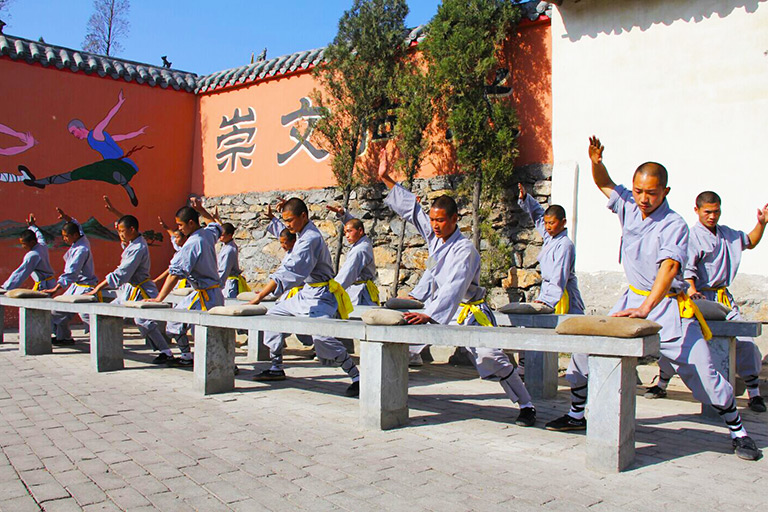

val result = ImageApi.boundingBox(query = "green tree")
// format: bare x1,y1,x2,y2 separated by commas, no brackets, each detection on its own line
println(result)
423,0,521,263
389,61,434,296
312,0,409,271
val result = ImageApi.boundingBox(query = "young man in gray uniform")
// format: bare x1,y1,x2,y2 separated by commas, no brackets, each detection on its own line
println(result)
2,214,55,292
327,205,379,306
146,202,224,366
379,148,536,427
249,198,360,397
218,223,249,299
518,183,586,427
547,136,760,461
647,191,767,412
41,208,98,345
87,214,172,364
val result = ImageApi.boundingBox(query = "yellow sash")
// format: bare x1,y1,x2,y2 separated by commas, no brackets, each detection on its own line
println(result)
354,279,380,305
32,277,55,291
554,289,570,315
701,286,732,310
128,279,152,301
228,274,251,294
308,280,353,320
177,278,187,289
456,299,493,327
285,286,302,300
74,282,103,302
629,285,712,341
189,284,220,312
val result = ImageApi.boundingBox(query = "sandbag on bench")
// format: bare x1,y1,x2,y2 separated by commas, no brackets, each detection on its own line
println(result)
236,292,278,302
208,305,268,316
6,289,49,299
361,309,406,325
694,299,730,321
171,288,194,297
497,302,554,315
54,294,98,303
384,298,424,310
556,316,661,338
122,301,173,309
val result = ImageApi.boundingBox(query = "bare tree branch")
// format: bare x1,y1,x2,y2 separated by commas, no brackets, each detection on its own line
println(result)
82,0,130,56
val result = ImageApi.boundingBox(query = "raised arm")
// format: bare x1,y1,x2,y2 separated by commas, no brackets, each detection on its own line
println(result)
518,184,546,237
111,126,148,142
189,197,219,225
746,203,768,249
326,205,354,225
377,147,398,190
26,214,47,246
103,195,124,219
0,124,36,156
589,136,616,199
56,207,84,236
92,90,126,141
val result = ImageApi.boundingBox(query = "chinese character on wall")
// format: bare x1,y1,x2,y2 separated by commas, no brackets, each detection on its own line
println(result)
277,97,329,166
216,107,257,173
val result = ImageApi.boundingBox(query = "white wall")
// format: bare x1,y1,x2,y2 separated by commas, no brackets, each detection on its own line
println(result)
551,0,768,275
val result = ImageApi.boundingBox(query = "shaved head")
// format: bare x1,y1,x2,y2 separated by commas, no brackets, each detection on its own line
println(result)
633,162,668,188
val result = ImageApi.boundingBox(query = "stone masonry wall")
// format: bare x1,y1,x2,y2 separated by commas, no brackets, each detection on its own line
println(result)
202,164,554,305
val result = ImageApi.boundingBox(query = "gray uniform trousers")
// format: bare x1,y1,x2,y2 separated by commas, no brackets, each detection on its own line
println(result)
569,318,734,407
52,284,93,339
166,288,225,354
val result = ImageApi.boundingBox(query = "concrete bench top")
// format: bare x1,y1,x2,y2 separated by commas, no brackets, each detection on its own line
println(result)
0,296,659,358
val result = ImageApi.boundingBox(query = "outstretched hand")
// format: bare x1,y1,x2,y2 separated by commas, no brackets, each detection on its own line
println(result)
611,306,650,319
26,213,36,227
757,203,768,226
158,216,169,230
588,136,604,165
189,196,204,211
117,89,125,105
326,205,345,216
275,196,287,212
55,207,71,222
265,204,275,220
103,195,117,213
377,147,390,181
403,311,433,325
518,183,527,200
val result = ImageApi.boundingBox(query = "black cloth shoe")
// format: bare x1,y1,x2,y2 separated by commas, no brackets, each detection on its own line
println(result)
253,369,286,381
168,357,193,367
545,414,586,432
515,407,536,427
234,365,240,376
644,385,667,399
151,353,172,364
52,338,75,346
345,381,360,397
733,436,762,461
748,396,766,413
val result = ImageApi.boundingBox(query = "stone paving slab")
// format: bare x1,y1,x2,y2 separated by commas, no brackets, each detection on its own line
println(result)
0,328,765,511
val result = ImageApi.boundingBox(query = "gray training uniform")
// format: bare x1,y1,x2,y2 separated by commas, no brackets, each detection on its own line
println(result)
334,211,378,306
2,224,55,290
218,240,243,299
569,186,737,413
166,223,225,357
386,184,531,405
668,221,763,390
518,194,584,312
106,236,169,352
52,219,98,340
262,219,359,379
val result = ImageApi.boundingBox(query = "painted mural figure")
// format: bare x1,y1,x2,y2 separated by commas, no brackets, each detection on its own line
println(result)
277,97,329,165
0,123,38,183
216,107,256,172
1,91,148,207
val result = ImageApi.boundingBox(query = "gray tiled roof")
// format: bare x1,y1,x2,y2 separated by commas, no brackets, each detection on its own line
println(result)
0,34,198,92
194,0,549,94
0,1,548,95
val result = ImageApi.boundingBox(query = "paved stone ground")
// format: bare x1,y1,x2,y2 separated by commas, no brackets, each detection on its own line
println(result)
0,328,766,512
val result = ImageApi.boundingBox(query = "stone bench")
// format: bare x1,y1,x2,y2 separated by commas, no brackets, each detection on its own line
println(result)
358,323,659,472
494,313,762,418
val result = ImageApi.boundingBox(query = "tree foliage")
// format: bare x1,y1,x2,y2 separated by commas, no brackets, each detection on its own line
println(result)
82,0,130,56
312,0,409,269
422,0,520,286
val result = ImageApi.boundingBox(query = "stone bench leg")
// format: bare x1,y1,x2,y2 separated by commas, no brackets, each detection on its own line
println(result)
524,350,558,399
701,336,736,420
195,326,235,395
359,341,409,430
247,329,270,362
90,314,124,372
586,355,637,473
19,308,52,356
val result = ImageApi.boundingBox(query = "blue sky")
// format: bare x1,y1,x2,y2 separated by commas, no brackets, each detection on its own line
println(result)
1,0,443,75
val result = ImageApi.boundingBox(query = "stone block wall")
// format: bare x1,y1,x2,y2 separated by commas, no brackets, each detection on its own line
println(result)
202,163,554,305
